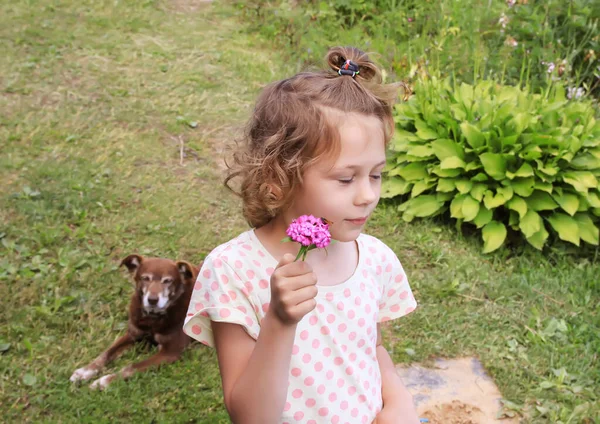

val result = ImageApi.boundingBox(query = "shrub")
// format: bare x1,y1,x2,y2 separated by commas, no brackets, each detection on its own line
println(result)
382,77,600,252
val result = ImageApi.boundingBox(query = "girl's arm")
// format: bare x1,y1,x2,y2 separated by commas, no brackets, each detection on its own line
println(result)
375,324,420,423
212,314,296,424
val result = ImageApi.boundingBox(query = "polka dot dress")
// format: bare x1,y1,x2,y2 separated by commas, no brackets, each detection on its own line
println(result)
183,230,417,423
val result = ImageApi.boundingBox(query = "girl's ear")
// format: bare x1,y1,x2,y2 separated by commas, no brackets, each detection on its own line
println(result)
120,254,144,274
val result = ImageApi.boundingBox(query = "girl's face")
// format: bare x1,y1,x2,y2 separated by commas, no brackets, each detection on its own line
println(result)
285,112,387,242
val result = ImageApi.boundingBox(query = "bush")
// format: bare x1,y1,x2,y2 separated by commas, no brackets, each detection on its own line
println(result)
382,77,600,252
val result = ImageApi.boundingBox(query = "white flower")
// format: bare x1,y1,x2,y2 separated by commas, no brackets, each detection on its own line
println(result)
507,0,516,6
547,62,555,73
567,87,585,99
498,13,509,28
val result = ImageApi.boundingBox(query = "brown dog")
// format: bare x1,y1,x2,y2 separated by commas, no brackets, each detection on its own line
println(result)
70,254,200,389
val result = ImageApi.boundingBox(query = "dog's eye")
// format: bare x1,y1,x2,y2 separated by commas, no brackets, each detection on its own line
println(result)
162,278,173,284
141,275,151,282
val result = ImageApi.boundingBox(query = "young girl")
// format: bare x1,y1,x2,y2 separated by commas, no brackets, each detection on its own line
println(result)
184,46,419,424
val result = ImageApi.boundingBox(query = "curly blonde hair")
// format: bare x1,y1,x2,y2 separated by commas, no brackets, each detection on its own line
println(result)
225,46,407,228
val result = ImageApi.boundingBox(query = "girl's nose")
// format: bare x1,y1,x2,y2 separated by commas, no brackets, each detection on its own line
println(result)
355,179,377,206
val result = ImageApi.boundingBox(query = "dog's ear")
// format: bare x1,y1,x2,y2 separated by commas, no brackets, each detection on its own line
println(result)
120,254,144,274
176,260,199,284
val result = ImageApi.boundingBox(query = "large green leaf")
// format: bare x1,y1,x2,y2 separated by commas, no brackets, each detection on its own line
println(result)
470,183,487,201
479,153,507,180
462,195,481,222
401,195,444,218
415,119,438,140
455,180,473,194
563,171,598,194
440,156,466,169
473,206,493,228
574,214,599,245
547,213,580,246
381,178,412,198
526,225,549,250
512,177,535,197
552,192,579,216
411,181,435,197
526,191,559,211
507,196,528,218
506,162,534,179
482,221,507,253
432,138,465,160
483,189,510,209
461,122,485,149
398,163,428,181
450,194,466,219
437,178,456,192
407,145,435,158
520,209,542,238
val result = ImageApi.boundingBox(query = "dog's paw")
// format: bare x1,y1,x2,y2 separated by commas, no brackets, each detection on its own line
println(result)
70,367,99,383
90,373,117,390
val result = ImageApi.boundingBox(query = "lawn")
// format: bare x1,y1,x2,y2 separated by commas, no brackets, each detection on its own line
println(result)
1,1,598,423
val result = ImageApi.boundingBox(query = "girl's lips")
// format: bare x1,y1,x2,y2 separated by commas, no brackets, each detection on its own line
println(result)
346,217,367,225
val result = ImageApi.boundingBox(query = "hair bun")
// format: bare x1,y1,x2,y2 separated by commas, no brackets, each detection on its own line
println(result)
326,46,381,83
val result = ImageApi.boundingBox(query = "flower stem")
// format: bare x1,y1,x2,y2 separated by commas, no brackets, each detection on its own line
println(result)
294,246,307,262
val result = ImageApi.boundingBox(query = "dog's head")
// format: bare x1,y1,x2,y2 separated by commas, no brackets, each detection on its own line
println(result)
120,255,200,314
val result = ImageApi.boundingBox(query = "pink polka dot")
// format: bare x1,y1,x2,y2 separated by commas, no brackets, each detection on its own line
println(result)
255,279,266,289
337,378,344,388
300,330,309,340
362,269,368,278
348,310,355,319
343,288,351,298
390,304,400,312
203,269,211,279
358,318,365,327
338,323,347,332
381,316,391,322
332,415,340,424
355,297,362,306
308,420,317,424
365,304,371,314
291,368,301,377
349,332,357,341
358,394,367,403
258,250,265,257
337,302,344,311
262,302,270,313
326,292,334,301
366,258,372,266
304,376,314,386
305,398,316,407
365,347,373,355
400,290,409,299
340,400,348,410
245,316,253,326
302,353,311,363
358,339,365,348
292,389,303,398
194,281,202,290
317,384,326,394
243,244,252,251
309,315,318,325
210,281,218,291
220,274,229,284
334,357,343,365
363,380,370,390
293,411,304,420
348,386,357,396
244,281,253,293
266,267,274,276
326,370,333,379
284,402,291,411
318,407,329,417
362,416,369,424
194,302,204,311
351,408,359,417
349,353,357,362
317,304,325,313
321,326,330,335
327,314,335,324
292,345,300,354
314,361,323,371
219,309,231,318
219,294,230,303
329,392,337,402
312,339,320,349
246,270,255,279
191,325,202,335
234,260,243,269
323,347,331,357
385,263,392,272
346,366,354,375
228,290,237,300
395,273,405,282
406,306,415,313
376,265,382,275
214,258,223,268
252,260,261,267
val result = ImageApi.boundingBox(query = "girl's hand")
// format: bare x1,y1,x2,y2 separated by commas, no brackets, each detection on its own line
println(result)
269,253,318,326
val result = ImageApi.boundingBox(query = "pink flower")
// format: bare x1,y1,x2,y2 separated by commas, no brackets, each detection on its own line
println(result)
284,215,333,261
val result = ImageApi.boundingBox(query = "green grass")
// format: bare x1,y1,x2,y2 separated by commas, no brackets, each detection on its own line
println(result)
1,1,598,423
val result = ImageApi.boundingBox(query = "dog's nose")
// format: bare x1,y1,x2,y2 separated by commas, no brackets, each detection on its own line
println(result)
147,297,159,306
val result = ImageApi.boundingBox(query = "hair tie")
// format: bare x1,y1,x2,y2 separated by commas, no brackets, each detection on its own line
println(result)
338,59,359,78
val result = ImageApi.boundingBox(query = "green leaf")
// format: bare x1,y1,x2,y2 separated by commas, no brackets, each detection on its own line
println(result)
506,162,534,179
563,171,598,194
479,153,507,180
381,178,412,198
398,163,428,181
520,209,542,238
415,119,438,140
470,183,487,201
526,191,559,211
437,178,456,193
440,156,466,169
462,195,480,222
571,153,600,170
473,206,493,228
450,195,466,219
459,83,474,107
461,122,485,149
471,173,489,182
411,181,435,197
507,196,528,218
432,138,465,160
0,343,10,352
482,221,507,253
394,129,421,143
23,374,37,386
587,191,600,208
552,192,579,216
402,195,444,218
407,145,435,157
455,180,473,194
512,177,535,197
534,181,553,193
483,189,510,209
547,213,580,246
574,214,599,245
526,225,549,250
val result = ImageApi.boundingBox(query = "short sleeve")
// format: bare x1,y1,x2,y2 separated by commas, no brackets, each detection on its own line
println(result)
183,255,261,347
378,253,417,323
